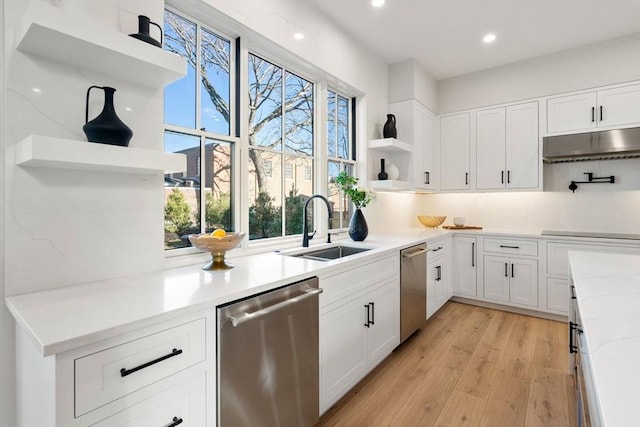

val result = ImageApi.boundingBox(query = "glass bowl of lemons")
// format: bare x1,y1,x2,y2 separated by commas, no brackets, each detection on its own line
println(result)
188,229,245,271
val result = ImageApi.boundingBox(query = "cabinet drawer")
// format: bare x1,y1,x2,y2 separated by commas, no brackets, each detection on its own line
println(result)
547,242,640,277
484,238,538,256
75,318,206,417
428,238,447,261
320,254,398,308
92,373,206,427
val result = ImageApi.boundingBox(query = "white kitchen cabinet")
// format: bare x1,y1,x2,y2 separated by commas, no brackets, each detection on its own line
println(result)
546,277,570,314
452,236,477,297
546,83,640,134
440,113,471,191
476,102,539,190
484,255,538,308
320,254,399,414
14,310,214,427
427,238,451,318
386,100,437,191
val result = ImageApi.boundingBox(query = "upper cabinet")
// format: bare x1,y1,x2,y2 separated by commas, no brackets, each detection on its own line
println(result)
16,3,187,88
476,102,539,190
387,100,437,191
440,113,471,191
546,83,640,134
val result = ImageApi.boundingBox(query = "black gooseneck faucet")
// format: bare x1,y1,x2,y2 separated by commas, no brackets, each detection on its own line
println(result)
302,195,333,247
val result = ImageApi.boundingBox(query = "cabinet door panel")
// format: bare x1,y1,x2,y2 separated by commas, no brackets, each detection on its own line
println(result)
597,84,640,128
453,237,477,297
476,107,506,190
510,258,538,307
547,277,569,314
320,299,368,412
366,280,399,369
414,104,436,190
435,255,450,309
440,113,470,190
483,255,510,303
547,92,597,133
506,101,539,189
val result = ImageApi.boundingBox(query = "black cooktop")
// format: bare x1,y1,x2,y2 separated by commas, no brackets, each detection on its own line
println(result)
541,230,640,240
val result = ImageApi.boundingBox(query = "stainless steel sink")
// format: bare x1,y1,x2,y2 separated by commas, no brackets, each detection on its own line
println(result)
290,245,372,261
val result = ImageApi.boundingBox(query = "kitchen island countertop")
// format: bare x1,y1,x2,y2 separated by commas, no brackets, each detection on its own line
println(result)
569,251,640,427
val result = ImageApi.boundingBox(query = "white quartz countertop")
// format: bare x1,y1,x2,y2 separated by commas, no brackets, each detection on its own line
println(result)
5,230,446,356
569,252,640,427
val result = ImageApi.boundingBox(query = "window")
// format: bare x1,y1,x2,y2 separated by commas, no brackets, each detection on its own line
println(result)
304,165,312,181
247,53,314,241
163,9,235,250
327,90,355,230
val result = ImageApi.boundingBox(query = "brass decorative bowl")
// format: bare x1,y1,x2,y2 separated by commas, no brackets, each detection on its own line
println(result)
417,215,447,228
188,232,245,271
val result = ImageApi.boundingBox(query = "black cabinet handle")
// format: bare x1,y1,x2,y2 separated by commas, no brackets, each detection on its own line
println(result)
500,245,520,249
570,285,576,300
471,242,475,267
370,302,375,325
504,262,508,277
167,417,183,427
465,172,469,186
120,348,183,377
431,246,443,253
364,304,370,327
501,171,504,184
569,322,578,354
507,170,511,184
600,105,603,121
511,263,514,278
435,265,442,281
424,171,430,184
591,106,595,122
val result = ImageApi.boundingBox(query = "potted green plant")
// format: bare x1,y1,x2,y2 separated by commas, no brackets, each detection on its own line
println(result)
335,171,375,241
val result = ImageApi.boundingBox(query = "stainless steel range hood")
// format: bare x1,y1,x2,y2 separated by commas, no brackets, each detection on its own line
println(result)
542,127,640,163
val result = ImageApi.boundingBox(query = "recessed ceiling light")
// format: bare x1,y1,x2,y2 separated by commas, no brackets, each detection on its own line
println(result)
293,33,305,40
125,107,132,112
32,88,41,93
483,33,496,44
371,0,385,7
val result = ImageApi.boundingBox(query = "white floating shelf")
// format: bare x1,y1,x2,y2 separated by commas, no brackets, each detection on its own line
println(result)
16,3,186,88
368,138,412,153
369,179,412,191
16,135,186,175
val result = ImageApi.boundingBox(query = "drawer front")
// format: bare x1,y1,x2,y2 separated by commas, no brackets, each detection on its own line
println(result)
320,254,398,308
91,373,206,427
428,238,447,261
484,238,538,256
547,242,640,277
75,318,206,417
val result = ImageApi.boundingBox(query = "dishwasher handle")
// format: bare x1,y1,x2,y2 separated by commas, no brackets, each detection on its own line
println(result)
228,288,323,327
401,248,428,259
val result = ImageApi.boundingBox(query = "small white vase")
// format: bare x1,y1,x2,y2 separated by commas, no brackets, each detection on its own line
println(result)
387,163,399,180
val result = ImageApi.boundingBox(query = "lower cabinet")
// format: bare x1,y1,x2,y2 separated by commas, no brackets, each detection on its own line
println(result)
427,242,452,318
319,256,399,415
452,236,477,297
484,255,538,308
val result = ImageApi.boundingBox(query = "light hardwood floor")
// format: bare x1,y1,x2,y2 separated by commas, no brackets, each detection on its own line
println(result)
318,302,576,427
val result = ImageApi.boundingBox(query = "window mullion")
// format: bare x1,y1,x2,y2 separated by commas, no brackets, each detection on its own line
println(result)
280,69,286,237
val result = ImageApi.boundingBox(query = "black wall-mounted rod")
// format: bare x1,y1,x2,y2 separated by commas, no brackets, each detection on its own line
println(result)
569,172,615,192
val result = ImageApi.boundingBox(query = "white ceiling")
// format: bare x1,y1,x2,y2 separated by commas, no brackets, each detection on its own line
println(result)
308,0,640,80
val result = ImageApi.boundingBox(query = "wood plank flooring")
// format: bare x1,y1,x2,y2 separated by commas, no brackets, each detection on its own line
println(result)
318,302,576,427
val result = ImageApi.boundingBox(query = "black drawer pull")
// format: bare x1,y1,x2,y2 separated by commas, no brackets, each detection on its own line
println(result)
504,262,508,277
370,302,375,325
501,170,504,184
424,171,430,184
591,106,595,122
431,246,443,252
120,348,183,377
364,304,371,327
167,417,183,427
570,285,576,300
569,322,578,354
600,105,603,121
499,245,520,249
511,263,514,278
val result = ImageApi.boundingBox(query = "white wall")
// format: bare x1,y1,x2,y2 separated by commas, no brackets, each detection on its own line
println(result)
439,33,640,114
389,59,438,113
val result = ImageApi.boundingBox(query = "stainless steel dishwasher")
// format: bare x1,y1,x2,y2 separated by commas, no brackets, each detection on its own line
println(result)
400,243,428,343
217,277,322,427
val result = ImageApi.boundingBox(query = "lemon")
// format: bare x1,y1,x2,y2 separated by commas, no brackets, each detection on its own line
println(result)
211,228,227,239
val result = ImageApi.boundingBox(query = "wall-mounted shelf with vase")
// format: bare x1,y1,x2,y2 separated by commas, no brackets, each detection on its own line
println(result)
16,135,186,174
368,179,412,191
16,3,187,88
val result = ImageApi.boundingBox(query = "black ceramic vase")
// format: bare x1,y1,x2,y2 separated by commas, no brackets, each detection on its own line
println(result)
349,208,369,241
83,86,133,147
383,114,397,138
129,15,163,48
378,158,388,180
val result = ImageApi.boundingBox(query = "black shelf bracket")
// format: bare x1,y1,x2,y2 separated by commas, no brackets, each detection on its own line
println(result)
569,172,615,192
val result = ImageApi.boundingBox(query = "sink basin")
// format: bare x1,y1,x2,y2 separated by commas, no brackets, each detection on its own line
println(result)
290,245,372,261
